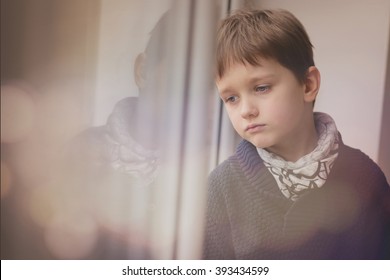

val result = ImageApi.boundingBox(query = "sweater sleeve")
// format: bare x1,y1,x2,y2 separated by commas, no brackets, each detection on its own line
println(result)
203,163,236,259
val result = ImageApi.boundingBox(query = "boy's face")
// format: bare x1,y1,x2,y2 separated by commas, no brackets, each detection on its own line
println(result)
216,59,315,156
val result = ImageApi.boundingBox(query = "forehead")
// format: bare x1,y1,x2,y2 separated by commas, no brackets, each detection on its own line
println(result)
217,59,281,83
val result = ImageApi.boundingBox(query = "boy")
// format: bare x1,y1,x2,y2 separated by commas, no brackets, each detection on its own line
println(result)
203,9,390,259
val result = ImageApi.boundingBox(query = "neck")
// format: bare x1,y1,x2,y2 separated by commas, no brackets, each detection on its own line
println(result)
266,115,318,162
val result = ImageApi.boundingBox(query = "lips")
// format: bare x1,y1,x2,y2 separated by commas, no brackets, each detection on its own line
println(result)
245,123,266,132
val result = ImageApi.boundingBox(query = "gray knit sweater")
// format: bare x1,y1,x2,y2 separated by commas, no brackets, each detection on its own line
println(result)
203,139,390,259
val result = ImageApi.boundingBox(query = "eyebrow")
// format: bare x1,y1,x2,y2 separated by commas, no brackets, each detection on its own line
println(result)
218,88,235,96
248,74,276,83
218,74,276,96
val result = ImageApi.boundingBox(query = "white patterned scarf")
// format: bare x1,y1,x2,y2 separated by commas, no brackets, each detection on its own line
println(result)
104,98,160,187
257,112,339,201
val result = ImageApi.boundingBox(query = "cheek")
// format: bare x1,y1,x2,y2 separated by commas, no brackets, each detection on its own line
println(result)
226,108,237,123
267,93,304,125
226,108,243,130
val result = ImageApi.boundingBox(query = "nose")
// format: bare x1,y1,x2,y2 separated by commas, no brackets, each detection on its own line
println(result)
240,98,259,119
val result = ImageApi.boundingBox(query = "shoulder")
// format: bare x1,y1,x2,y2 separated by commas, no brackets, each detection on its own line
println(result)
208,142,247,195
208,155,237,190
208,139,267,192
68,97,139,162
209,140,257,177
333,142,389,197
339,144,388,181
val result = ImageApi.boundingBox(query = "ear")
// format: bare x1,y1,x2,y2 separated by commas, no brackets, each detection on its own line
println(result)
134,52,146,89
303,66,321,103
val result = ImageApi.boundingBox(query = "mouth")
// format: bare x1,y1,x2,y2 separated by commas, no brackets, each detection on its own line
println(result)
245,123,266,132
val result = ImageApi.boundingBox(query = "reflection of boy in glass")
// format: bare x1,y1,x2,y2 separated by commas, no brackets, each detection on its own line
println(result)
75,12,170,186
203,9,390,259
68,12,170,259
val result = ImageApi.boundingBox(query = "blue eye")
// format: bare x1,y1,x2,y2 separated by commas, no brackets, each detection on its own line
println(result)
225,96,238,103
255,85,270,93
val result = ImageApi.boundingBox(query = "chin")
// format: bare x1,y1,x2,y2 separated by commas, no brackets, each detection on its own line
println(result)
248,139,271,149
